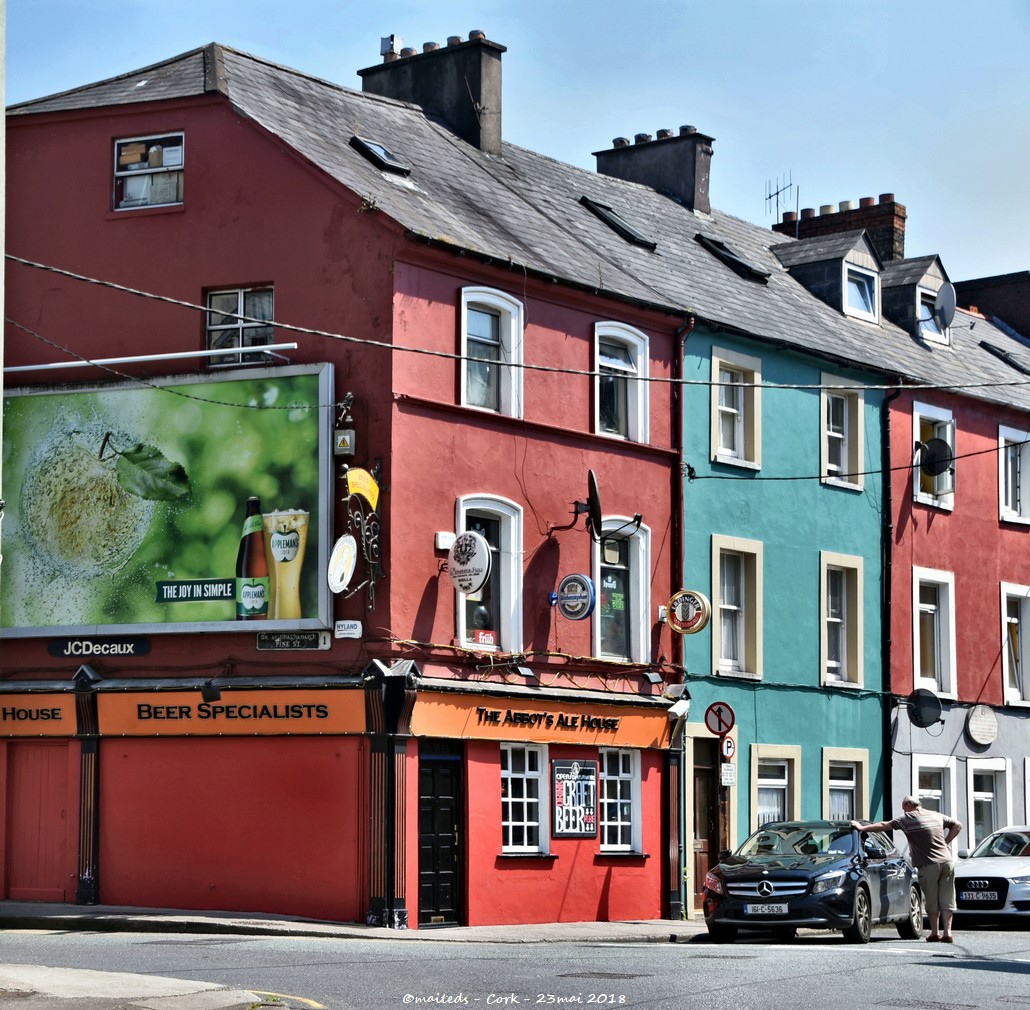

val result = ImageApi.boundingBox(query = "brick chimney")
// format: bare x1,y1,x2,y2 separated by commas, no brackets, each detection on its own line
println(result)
593,125,714,213
358,31,506,154
772,193,907,261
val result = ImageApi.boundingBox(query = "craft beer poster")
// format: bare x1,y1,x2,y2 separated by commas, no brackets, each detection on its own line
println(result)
1,363,332,635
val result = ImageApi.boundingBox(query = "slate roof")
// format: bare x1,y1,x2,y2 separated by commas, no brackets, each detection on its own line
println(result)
10,43,1030,412
771,230,878,269
881,255,945,288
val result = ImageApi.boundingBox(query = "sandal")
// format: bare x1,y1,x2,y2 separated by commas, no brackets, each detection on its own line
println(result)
926,934,941,942
941,936,954,943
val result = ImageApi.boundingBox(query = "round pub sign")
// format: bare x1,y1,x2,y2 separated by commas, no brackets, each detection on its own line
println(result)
447,531,493,594
556,574,596,621
667,589,712,635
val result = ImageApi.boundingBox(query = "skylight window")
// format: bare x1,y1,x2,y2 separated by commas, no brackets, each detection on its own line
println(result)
579,196,656,251
695,234,770,284
350,135,411,176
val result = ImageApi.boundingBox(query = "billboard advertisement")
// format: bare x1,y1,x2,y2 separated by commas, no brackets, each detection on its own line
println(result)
2,363,332,636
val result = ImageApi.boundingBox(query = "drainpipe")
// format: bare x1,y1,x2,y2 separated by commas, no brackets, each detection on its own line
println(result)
881,383,902,822
671,314,695,919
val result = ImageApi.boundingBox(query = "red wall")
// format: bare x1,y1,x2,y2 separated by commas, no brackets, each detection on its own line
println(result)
99,736,365,919
462,741,664,926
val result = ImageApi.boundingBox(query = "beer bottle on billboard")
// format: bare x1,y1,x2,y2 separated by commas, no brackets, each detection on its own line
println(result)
235,496,270,620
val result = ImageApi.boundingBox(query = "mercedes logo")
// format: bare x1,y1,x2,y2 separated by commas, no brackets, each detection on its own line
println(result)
757,880,775,897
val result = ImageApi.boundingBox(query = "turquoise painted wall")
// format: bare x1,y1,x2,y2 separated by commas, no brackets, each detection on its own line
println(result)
679,326,889,833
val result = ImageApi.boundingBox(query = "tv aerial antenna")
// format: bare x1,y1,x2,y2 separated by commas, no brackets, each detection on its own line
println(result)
765,172,797,223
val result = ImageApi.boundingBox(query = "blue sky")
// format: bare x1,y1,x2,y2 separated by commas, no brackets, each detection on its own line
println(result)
6,0,1029,281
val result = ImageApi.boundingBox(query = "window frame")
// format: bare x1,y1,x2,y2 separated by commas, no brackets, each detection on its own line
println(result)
594,322,649,443
711,347,762,469
843,264,879,323
593,518,651,663
1000,582,1030,706
455,495,523,652
205,286,275,366
751,744,801,830
820,373,865,489
460,287,524,418
598,747,642,853
913,401,956,509
711,534,763,679
820,551,864,688
999,425,1030,523
113,132,185,211
912,566,957,698
822,748,869,821
967,758,1011,850
500,742,549,854
918,288,950,345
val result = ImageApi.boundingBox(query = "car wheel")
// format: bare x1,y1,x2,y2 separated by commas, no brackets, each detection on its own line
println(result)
842,885,872,943
896,886,923,940
707,923,737,943
772,926,797,941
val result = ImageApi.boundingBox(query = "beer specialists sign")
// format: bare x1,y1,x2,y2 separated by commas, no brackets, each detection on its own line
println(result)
552,760,598,838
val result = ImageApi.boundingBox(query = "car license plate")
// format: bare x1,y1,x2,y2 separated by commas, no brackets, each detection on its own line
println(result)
745,903,787,915
960,891,998,901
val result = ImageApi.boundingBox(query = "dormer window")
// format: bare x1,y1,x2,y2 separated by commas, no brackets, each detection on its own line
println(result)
918,291,950,344
845,266,878,322
350,135,411,176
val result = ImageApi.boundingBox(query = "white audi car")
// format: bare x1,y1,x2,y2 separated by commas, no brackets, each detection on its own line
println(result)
955,826,1030,918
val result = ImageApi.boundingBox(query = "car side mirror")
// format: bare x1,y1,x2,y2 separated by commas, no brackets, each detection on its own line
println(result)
957,849,970,859
863,842,887,859
718,849,731,861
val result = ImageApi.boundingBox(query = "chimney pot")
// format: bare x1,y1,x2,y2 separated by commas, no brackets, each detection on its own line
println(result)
423,42,440,52
680,125,697,135
782,211,797,223
634,132,653,145
879,192,895,204
613,137,630,148
820,204,836,216
469,29,486,41
859,196,875,208
447,35,464,47
400,47,417,58
657,128,674,140
384,51,399,62
801,207,815,220
839,200,855,212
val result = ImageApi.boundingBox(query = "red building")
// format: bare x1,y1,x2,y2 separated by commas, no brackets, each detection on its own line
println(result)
2,36,687,926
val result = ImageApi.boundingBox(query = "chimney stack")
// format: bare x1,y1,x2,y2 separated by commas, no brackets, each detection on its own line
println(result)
358,30,506,154
593,125,714,213
772,193,907,261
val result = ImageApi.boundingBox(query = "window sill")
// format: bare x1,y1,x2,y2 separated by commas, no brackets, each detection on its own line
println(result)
712,454,761,471
913,493,954,513
716,668,762,681
498,852,558,860
106,203,185,220
822,678,863,691
595,851,649,861
1000,512,1030,526
1003,697,1030,708
822,477,864,493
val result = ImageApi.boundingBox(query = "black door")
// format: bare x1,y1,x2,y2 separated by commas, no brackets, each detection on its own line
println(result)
418,740,464,926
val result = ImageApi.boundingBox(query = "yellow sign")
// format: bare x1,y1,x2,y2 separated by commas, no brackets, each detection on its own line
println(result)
345,468,380,511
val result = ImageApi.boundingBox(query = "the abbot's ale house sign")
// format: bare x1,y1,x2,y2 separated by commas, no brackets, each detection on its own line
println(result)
0,694,78,737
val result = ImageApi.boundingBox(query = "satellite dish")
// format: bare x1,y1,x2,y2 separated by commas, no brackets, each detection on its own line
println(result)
917,438,954,477
586,470,603,542
907,688,944,728
934,283,957,331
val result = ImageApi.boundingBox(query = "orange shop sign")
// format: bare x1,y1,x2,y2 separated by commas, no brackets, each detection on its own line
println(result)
0,694,77,737
98,689,366,736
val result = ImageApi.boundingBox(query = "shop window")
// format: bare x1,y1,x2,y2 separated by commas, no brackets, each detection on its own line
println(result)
455,496,523,652
712,534,763,679
460,288,523,417
599,748,641,852
501,743,548,853
913,566,956,698
595,323,649,442
711,347,762,468
821,373,864,488
594,518,650,662
114,133,184,210
205,287,274,365
999,426,1030,523
1002,583,1030,705
913,401,956,509
821,552,864,688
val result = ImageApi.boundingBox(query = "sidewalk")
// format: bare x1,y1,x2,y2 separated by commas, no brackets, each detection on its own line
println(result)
0,900,706,1008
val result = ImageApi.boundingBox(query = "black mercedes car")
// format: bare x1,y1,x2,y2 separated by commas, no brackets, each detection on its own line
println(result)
702,820,923,943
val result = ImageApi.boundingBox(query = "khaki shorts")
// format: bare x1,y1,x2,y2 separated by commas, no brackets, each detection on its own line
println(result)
918,861,956,914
